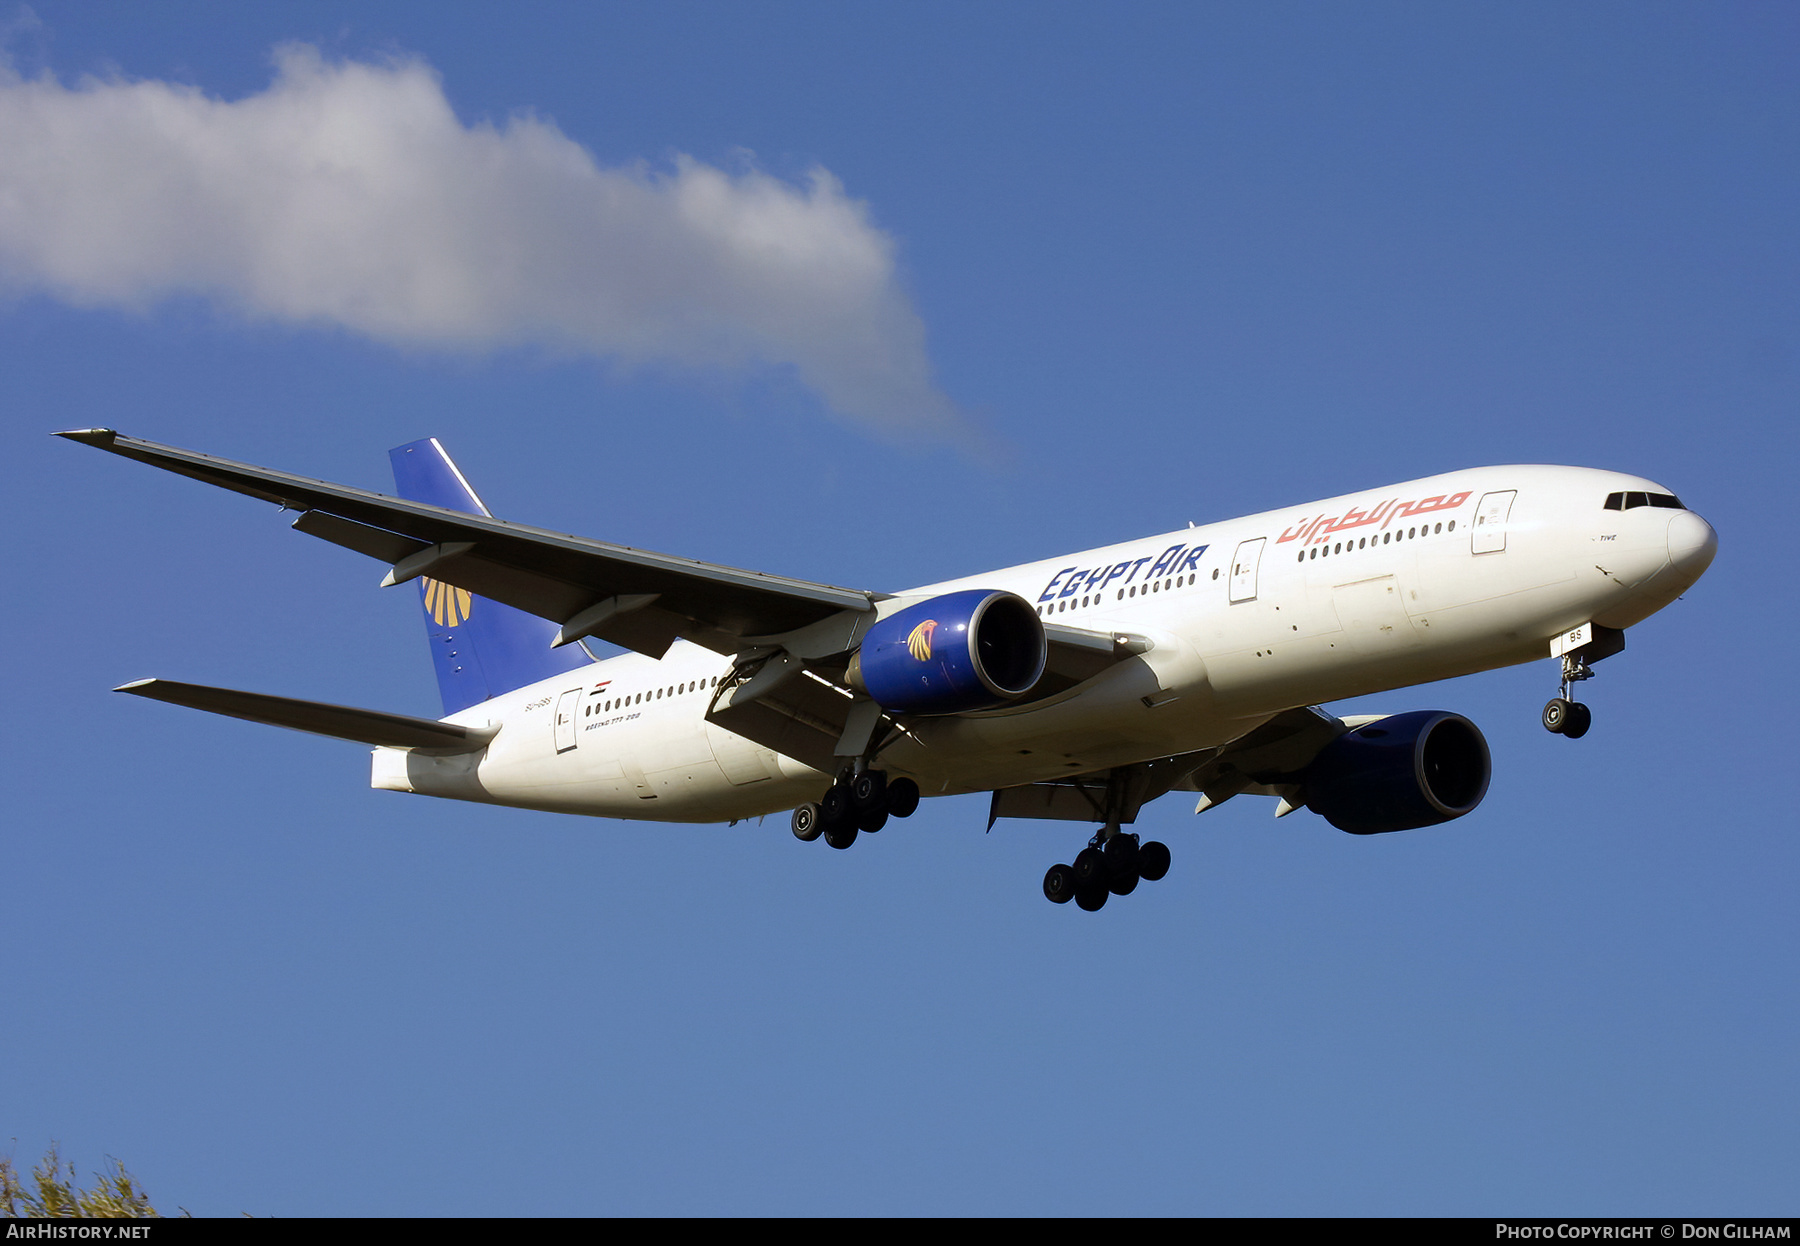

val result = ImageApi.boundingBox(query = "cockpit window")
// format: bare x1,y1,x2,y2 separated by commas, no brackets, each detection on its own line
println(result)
1604,491,1684,511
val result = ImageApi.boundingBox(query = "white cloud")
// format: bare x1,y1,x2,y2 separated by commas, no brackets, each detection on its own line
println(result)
0,45,963,438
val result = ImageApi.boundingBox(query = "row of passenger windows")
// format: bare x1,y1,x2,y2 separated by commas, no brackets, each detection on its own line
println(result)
1604,491,1683,511
583,675,719,716
1037,571,1202,615
1295,520,1454,562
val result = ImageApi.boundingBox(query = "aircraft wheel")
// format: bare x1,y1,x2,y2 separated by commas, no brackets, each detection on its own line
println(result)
1542,698,1573,734
820,783,853,826
1072,847,1108,888
858,807,888,834
1138,841,1171,882
823,823,858,850
1102,836,1139,894
1074,883,1109,912
1104,834,1140,874
1562,702,1592,739
1043,863,1077,904
791,802,824,842
886,777,920,818
850,770,887,812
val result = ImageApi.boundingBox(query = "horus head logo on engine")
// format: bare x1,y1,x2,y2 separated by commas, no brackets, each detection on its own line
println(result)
907,619,938,661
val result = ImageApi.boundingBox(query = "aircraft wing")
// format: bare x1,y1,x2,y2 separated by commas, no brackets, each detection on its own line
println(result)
986,705,1350,828
59,429,878,658
1174,705,1350,810
117,679,496,753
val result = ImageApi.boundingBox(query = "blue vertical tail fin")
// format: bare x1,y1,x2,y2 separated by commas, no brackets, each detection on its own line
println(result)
390,438,590,716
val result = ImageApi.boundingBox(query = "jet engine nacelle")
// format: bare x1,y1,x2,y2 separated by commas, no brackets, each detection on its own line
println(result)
850,589,1046,715
1303,710,1491,834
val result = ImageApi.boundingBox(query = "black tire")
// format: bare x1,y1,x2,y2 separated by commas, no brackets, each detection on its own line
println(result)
1562,701,1592,739
886,777,921,818
1075,883,1109,912
858,807,889,834
820,784,852,825
1104,834,1140,874
1138,841,1171,882
1542,698,1572,734
823,823,858,850
1103,835,1140,895
791,802,824,842
1043,863,1077,904
1073,846,1108,887
850,770,887,812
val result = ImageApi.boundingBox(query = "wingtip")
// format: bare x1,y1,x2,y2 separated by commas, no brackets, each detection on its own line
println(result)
114,678,158,693
54,427,119,446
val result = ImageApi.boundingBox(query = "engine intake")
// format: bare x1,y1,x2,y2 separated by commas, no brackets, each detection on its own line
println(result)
851,589,1046,715
1303,710,1491,835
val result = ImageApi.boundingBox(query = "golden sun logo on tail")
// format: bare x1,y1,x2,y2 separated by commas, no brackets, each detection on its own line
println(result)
424,577,473,627
907,619,938,662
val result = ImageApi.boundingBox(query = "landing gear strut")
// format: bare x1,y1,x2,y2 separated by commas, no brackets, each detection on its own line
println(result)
1543,651,1594,739
1044,826,1171,911
791,771,920,847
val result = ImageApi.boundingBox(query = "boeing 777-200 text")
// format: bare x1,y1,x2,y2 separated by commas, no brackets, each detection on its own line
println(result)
60,429,1717,911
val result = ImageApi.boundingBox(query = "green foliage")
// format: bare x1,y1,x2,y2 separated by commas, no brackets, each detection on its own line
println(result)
0,1144,171,1218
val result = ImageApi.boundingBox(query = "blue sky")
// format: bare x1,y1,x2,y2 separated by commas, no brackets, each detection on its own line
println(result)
4,2,1795,1216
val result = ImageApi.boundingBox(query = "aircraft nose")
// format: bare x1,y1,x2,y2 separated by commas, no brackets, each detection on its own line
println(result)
1666,509,1718,580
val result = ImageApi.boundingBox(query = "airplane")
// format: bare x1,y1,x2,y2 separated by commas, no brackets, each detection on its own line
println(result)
59,429,1717,912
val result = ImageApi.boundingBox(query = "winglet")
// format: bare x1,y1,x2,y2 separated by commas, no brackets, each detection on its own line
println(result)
53,427,119,446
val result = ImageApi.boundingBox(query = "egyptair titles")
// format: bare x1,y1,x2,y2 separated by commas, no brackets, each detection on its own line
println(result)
1276,489,1472,547
1038,542,1210,603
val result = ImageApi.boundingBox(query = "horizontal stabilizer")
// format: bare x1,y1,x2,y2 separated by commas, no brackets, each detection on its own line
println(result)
115,679,496,753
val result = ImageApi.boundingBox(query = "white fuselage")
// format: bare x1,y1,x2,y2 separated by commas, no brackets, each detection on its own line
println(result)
373,465,1716,822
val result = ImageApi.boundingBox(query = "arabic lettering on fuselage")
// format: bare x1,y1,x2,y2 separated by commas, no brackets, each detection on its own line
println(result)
1275,490,1472,547
1038,542,1209,603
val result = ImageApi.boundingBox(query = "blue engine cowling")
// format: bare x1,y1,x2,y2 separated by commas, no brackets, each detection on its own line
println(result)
1303,710,1491,835
852,589,1047,715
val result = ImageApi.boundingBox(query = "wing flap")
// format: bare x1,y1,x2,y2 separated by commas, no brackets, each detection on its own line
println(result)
116,679,495,753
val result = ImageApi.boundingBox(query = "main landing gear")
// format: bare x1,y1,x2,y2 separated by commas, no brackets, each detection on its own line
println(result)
1542,651,1594,739
790,771,921,850
1042,828,1171,912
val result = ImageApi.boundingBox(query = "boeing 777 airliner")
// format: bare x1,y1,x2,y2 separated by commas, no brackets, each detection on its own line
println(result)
60,430,1716,911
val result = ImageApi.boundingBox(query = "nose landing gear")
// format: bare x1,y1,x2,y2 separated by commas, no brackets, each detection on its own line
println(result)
790,771,920,848
1543,651,1594,739
1543,624,1627,739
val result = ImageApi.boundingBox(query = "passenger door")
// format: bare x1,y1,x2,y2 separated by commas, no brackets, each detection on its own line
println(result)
1229,538,1267,603
1471,491,1516,555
